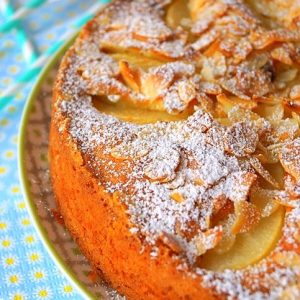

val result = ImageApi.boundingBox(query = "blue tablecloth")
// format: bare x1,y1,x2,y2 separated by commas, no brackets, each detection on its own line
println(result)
0,1,96,298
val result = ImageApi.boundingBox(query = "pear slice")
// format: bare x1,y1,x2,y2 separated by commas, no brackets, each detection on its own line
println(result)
200,207,285,271
93,97,192,124
166,0,190,29
188,0,206,21
111,53,161,70
217,94,257,114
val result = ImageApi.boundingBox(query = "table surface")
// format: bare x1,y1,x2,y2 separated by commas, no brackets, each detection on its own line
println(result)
0,1,96,299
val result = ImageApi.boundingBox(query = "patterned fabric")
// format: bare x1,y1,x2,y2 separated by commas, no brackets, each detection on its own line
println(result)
0,1,95,299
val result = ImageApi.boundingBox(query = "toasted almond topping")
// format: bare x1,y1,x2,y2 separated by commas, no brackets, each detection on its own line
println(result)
284,99,300,115
170,191,185,203
290,85,300,100
194,226,223,256
194,178,204,185
231,201,261,234
273,252,300,267
144,147,181,182
249,156,280,189
190,29,219,53
271,47,293,65
110,147,130,160
284,175,300,200
250,29,300,50
191,1,228,34
119,60,141,92
199,82,222,95
274,119,299,142
162,232,183,254
177,79,196,104
225,122,259,157
161,232,183,253
280,138,300,181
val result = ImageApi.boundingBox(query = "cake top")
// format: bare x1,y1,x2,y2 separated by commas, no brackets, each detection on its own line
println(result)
54,0,300,298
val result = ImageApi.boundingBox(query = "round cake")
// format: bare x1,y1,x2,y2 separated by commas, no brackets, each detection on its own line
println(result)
50,0,300,299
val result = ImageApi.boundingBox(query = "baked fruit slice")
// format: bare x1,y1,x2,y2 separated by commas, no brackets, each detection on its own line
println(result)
50,0,300,299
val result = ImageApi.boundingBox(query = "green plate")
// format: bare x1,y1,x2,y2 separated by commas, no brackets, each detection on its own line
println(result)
18,35,121,300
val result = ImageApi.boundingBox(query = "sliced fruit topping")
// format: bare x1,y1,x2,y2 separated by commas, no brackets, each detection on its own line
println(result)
166,0,190,29
217,94,257,114
93,97,192,124
200,207,285,271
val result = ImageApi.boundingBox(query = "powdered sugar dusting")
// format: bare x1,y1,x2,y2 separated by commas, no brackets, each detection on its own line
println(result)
52,0,300,298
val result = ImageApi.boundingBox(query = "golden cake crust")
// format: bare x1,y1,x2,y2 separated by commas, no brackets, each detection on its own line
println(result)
50,0,300,299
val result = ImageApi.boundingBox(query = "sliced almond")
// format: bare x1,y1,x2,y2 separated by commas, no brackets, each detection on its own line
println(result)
271,47,293,65
290,85,300,100
228,106,260,123
274,118,299,142
110,146,130,160
249,157,281,189
195,226,223,256
170,191,185,203
273,252,300,267
250,30,300,50
141,73,167,101
225,122,259,157
231,201,261,234
141,65,178,101
199,82,222,95
284,175,300,200
255,104,284,124
283,99,300,114
213,215,236,254
194,178,204,185
144,147,181,183
274,194,299,208
190,29,219,52
279,138,300,181
119,60,141,92
161,232,183,254
250,188,281,218
177,79,196,104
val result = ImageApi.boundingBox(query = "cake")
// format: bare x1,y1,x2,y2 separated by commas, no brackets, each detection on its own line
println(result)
49,0,300,299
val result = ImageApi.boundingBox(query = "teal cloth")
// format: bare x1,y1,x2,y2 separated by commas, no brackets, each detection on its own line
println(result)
0,1,96,299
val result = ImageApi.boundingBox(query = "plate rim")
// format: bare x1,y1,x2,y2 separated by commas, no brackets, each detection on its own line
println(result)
18,33,96,300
